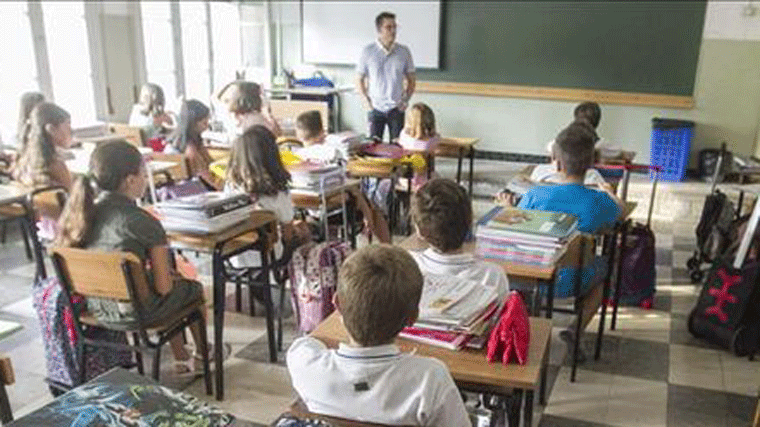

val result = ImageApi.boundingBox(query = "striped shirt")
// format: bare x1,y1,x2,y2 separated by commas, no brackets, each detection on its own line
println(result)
356,40,415,112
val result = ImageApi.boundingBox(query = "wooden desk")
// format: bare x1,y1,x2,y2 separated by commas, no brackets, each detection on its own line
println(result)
163,210,277,400
311,312,552,427
291,180,361,248
7,368,236,427
435,137,479,197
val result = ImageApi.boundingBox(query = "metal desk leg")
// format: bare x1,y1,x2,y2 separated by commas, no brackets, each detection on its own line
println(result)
468,147,475,198
611,220,629,331
212,245,226,400
333,92,341,132
595,229,617,360
456,147,464,184
260,245,276,363
506,389,524,427
540,362,548,406
524,389,534,427
545,279,555,319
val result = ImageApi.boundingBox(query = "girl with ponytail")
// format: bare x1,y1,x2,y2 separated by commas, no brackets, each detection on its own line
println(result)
16,91,45,150
12,102,73,190
56,140,215,372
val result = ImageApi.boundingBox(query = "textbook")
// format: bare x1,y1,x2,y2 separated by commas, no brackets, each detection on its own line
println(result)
479,206,577,240
156,192,252,218
289,162,345,192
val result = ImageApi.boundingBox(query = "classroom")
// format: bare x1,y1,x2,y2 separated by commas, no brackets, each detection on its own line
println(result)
0,1,758,426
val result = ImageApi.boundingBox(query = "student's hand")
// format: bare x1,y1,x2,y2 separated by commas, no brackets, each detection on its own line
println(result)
495,191,517,207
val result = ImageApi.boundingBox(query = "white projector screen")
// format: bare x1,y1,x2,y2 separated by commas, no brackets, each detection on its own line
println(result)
302,1,441,69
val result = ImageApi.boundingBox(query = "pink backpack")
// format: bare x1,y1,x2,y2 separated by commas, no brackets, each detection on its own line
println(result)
289,241,351,333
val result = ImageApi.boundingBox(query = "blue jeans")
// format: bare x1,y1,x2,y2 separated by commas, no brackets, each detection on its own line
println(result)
368,108,404,142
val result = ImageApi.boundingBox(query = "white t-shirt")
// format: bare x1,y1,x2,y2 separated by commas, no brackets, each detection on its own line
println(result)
409,248,509,301
287,336,469,427
128,105,153,128
293,139,347,165
530,163,607,187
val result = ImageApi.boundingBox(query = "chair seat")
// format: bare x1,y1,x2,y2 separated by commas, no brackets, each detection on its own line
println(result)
79,297,204,333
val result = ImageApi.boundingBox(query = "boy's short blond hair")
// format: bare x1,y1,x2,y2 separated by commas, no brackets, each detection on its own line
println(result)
338,244,423,346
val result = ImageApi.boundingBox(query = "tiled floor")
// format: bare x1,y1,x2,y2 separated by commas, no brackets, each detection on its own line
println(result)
0,161,758,426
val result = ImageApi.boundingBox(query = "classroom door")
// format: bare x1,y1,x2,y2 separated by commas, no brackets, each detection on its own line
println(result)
102,14,139,123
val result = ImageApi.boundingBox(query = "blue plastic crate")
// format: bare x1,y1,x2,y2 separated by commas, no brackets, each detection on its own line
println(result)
650,118,694,181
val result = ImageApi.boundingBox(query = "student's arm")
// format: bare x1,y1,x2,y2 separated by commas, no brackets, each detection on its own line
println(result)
599,181,625,221
149,245,175,298
48,159,73,191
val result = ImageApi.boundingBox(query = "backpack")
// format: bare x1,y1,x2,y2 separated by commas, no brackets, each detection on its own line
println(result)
617,222,657,306
288,241,351,333
32,276,133,391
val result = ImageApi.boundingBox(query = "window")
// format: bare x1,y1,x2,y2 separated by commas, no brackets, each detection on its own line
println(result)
210,1,242,94
42,1,97,125
0,1,39,143
180,1,211,101
140,1,177,104
240,2,270,84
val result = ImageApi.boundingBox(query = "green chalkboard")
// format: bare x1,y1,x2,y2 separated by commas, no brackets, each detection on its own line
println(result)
416,1,707,96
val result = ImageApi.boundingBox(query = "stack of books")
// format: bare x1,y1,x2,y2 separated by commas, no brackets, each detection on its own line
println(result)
399,275,502,350
476,206,578,266
289,161,345,194
155,192,255,234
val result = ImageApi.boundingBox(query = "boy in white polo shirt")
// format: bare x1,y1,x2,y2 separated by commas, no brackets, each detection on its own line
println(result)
410,178,510,301
286,244,469,427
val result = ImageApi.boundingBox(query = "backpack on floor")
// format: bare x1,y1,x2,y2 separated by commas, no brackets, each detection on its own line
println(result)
32,276,133,392
289,241,351,333
617,222,657,306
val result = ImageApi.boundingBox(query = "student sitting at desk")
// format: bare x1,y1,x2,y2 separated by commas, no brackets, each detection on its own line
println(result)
12,102,73,191
517,121,624,361
128,83,174,138
397,102,440,191
54,140,218,374
218,81,282,137
287,244,470,427
409,178,509,301
292,110,391,243
168,99,221,189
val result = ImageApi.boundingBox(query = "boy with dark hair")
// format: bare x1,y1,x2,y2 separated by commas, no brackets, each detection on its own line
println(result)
518,121,624,360
287,244,469,426
574,101,602,130
410,178,509,300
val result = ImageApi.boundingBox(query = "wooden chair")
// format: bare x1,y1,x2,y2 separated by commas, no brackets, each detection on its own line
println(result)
283,399,416,427
550,232,610,382
49,247,212,395
0,355,14,424
109,123,146,148
753,388,760,427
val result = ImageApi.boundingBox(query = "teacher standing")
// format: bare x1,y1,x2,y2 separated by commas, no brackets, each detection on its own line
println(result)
356,11,416,142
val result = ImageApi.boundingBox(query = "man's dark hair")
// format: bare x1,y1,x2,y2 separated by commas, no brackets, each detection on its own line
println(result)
375,12,396,30
554,121,596,178
573,102,601,129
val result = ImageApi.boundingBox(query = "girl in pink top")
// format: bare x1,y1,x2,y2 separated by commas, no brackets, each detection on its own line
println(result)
397,103,439,190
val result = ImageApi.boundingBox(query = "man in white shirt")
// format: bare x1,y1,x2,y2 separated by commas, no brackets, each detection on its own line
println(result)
286,245,469,427
356,12,416,142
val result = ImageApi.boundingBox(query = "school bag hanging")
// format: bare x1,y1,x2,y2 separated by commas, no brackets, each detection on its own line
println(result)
32,276,133,395
288,241,351,333
613,164,659,308
688,195,760,358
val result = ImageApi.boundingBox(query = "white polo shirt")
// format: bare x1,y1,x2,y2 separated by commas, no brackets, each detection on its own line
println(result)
356,40,415,113
287,336,469,427
409,248,510,301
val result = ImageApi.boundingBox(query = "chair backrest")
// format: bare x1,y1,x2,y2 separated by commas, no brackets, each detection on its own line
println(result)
288,400,415,427
49,247,146,302
149,152,189,182
109,123,146,148
277,136,304,151
0,354,12,423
